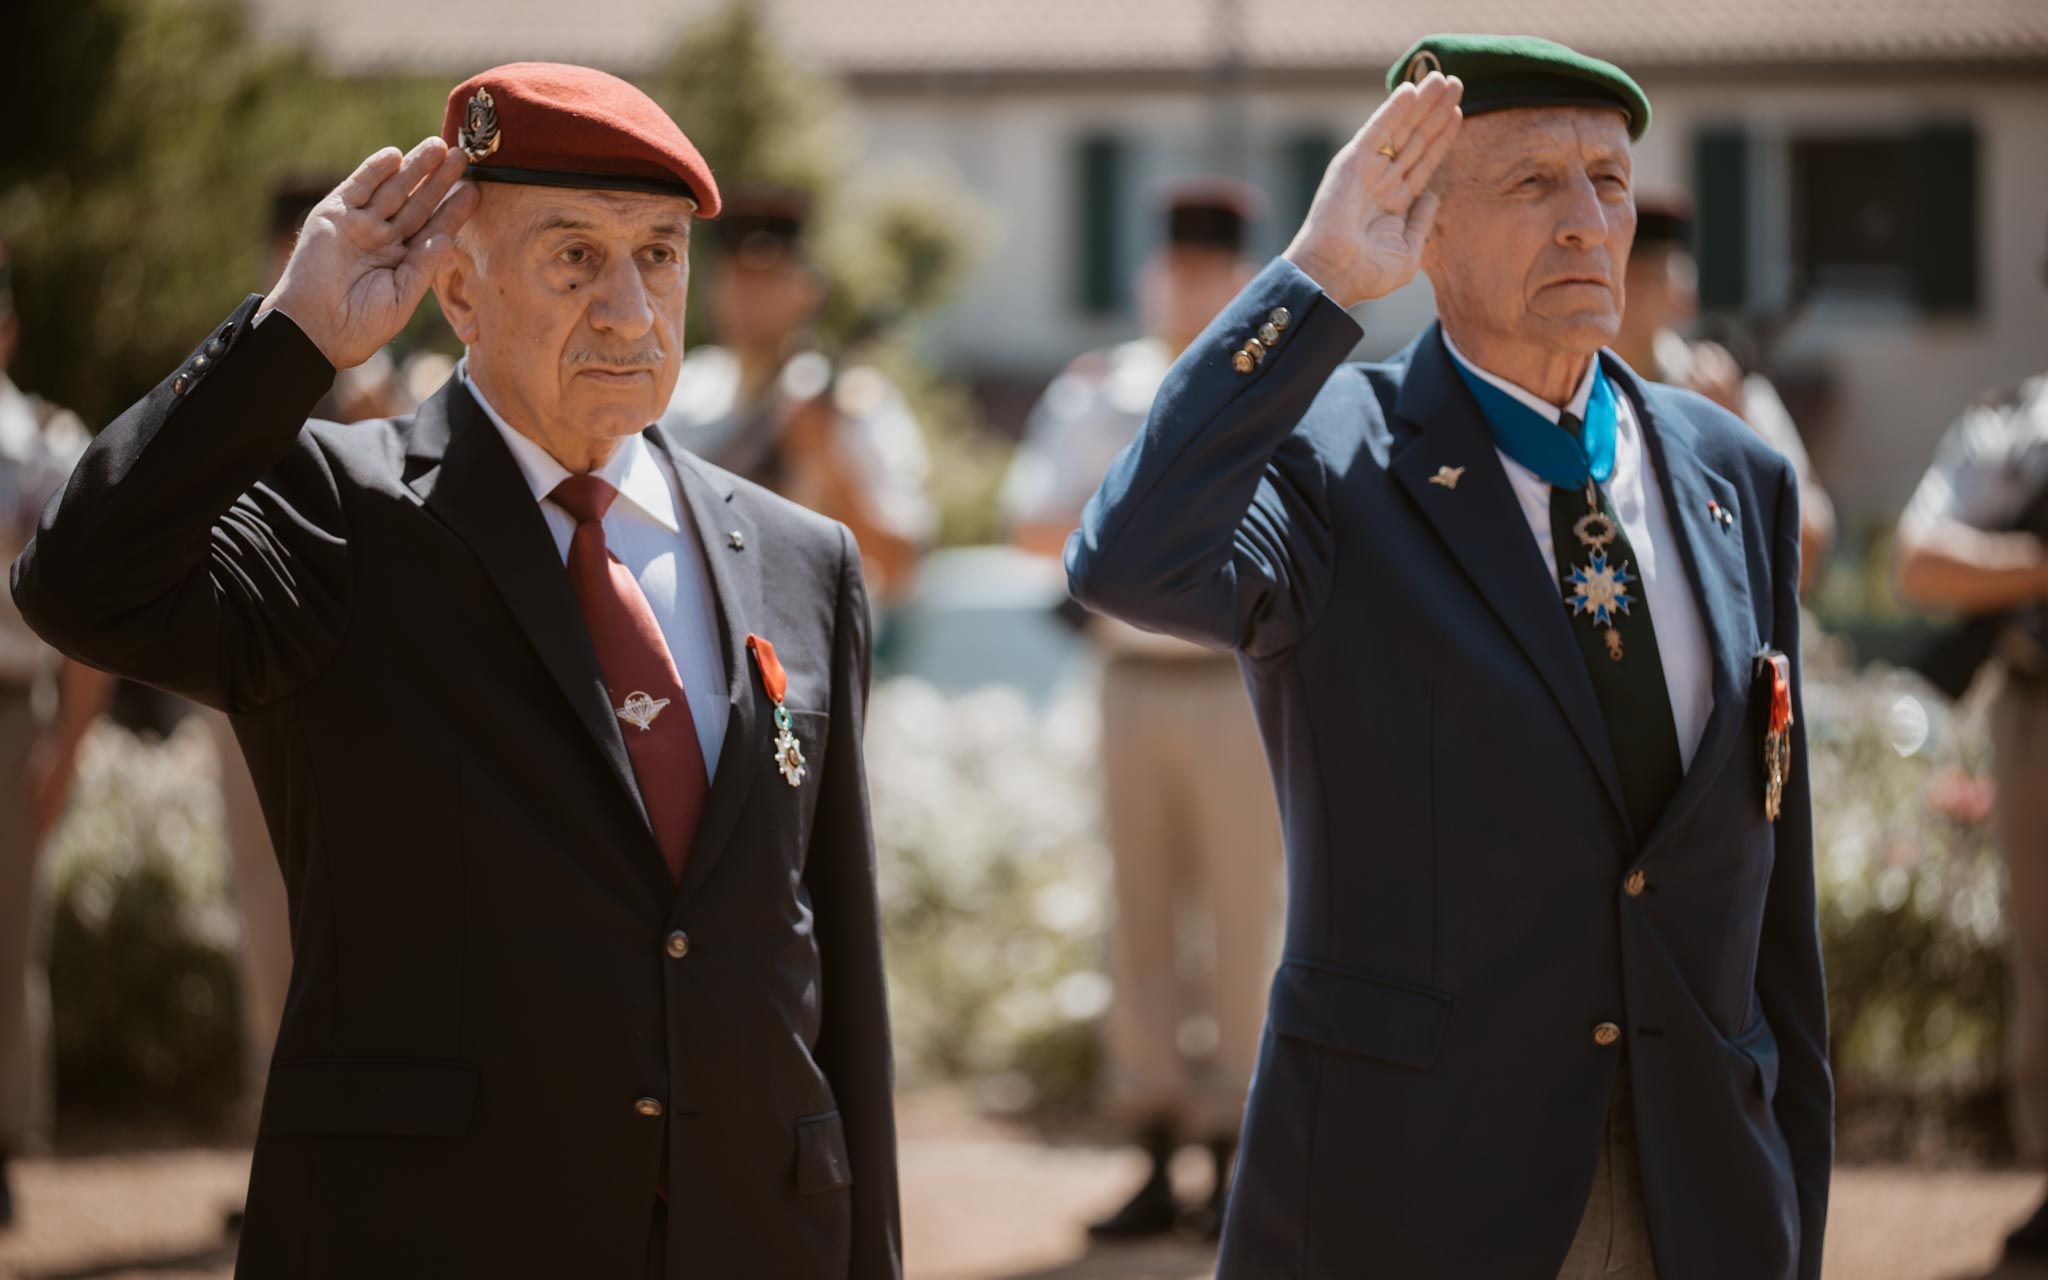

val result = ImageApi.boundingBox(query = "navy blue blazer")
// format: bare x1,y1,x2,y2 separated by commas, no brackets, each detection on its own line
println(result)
1068,260,1831,1280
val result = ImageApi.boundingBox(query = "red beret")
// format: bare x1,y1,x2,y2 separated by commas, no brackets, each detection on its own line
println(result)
440,63,721,218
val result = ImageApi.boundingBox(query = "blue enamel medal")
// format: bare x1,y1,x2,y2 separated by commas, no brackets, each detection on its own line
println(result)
1564,481,1634,662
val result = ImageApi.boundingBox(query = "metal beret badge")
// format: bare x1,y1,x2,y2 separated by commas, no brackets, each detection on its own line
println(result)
459,88,501,162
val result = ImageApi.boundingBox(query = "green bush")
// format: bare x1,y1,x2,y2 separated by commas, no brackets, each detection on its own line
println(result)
43,719,244,1124
1803,626,2008,1158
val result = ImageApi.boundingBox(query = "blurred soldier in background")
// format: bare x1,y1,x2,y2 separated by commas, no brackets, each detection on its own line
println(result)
0,234,113,1228
1895,234,2048,1263
1612,191,1835,593
1004,181,1282,1241
663,186,933,608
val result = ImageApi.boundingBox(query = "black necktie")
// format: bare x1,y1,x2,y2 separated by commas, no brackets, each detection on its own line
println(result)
1549,411,1683,842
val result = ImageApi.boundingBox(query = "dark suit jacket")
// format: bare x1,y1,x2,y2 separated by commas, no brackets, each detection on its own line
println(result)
11,297,902,1280
1067,260,1831,1280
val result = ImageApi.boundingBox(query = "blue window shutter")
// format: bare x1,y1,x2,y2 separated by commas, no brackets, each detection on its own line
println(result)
1907,121,1981,316
1694,126,1749,313
1077,134,1125,316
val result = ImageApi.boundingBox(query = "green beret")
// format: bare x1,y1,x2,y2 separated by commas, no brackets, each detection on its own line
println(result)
1386,34,1650,142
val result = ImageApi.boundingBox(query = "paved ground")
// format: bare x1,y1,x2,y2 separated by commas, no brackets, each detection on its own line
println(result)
1,1095,2043,1280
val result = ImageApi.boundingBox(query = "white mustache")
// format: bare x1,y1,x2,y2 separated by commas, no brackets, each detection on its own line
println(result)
568,349,666,368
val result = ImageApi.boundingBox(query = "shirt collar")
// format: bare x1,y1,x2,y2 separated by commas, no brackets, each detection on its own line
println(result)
464,368,682,534
1440,329,1598,425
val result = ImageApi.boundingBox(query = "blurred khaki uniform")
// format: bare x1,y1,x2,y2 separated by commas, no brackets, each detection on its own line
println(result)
0,375,87,1155
663,347,935,605
1902,373,2048,1160
1004,336,1283,1137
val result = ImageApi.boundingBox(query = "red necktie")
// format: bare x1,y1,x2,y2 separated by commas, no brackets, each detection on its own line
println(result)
551,475,707,883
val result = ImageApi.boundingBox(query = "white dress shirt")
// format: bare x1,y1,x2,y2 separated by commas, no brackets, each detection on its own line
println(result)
1440,334,1714,769
466,375,729,779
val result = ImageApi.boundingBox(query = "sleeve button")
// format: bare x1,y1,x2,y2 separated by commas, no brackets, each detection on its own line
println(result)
1269,306,1291,330
1231,350,1255,375
172,374,191,397
1259,322,1281,345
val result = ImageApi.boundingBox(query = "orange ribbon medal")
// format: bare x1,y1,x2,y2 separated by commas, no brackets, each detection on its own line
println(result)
1758,651,1793,822
748,635,808,788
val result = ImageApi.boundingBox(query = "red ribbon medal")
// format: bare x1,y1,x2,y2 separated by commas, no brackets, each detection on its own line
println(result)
747,635,807,788
1758,651,1794,822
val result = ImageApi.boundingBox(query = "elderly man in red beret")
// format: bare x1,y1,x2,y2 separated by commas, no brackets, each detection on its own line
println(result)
10,63,900,1280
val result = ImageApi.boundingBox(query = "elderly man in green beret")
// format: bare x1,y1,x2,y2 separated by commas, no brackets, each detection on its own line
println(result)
1067,34,1829,1279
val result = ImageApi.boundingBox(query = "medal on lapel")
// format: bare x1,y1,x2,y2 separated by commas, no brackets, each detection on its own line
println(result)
1756,650,1794,822
747,634,808,788
1563,480,1636,663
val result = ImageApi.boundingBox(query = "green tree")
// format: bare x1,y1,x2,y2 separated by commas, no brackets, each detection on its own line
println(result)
653,3,1006,545
3,0,444,426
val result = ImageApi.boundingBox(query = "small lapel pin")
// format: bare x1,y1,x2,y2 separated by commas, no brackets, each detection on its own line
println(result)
728,530,746,550
1707,500,1734,529
615,690,670,732
1429,465,1466,490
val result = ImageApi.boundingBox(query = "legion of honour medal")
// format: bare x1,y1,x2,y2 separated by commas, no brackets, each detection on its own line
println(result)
1563,480,1636,663
747,634,808,788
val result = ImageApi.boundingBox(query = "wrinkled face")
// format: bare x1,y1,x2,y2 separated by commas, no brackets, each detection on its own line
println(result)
1140,245,1255,351
435,183,695,447
1423,107,1636,356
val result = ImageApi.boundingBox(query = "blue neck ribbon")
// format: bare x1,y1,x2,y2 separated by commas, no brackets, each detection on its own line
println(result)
1450,357,1617,489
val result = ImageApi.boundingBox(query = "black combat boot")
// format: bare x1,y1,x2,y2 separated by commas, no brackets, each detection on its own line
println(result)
2006,1192,2048,1259
1087,1121,1180,1240
1179,1136,1235,1242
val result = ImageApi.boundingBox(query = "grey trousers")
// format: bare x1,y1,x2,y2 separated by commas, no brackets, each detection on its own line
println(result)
1556,1069,1658,1280
0,686,54,1153
1995,668,2048,1162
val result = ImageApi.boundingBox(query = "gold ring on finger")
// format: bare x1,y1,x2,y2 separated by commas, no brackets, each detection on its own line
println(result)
1376,140,1401,162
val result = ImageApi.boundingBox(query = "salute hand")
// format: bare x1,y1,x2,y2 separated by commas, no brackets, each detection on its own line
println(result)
260,137,479,370
1283,72,1464,308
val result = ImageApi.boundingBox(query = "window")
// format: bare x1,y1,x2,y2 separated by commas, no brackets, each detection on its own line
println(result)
1792,136,1911,299
1075,134,1126,317
1694,121,1981,318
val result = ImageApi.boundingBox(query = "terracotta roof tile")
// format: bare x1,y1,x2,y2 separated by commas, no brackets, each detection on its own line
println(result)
249,0,2048,77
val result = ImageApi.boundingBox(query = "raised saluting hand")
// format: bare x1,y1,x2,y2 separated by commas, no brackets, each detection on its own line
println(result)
259,136,479,370
1283,72,1464,308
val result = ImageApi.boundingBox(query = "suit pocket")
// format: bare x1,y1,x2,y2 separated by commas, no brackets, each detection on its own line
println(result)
259,1058,480,1137
794,1109,854,1195
1731,1007,1781,1105
1266,959,1454,1069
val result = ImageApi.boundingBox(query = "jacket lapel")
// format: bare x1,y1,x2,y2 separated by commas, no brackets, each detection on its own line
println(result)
646,426,763,916
403,379,666,889
1387,326,1628,826
1615,359,1755,856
